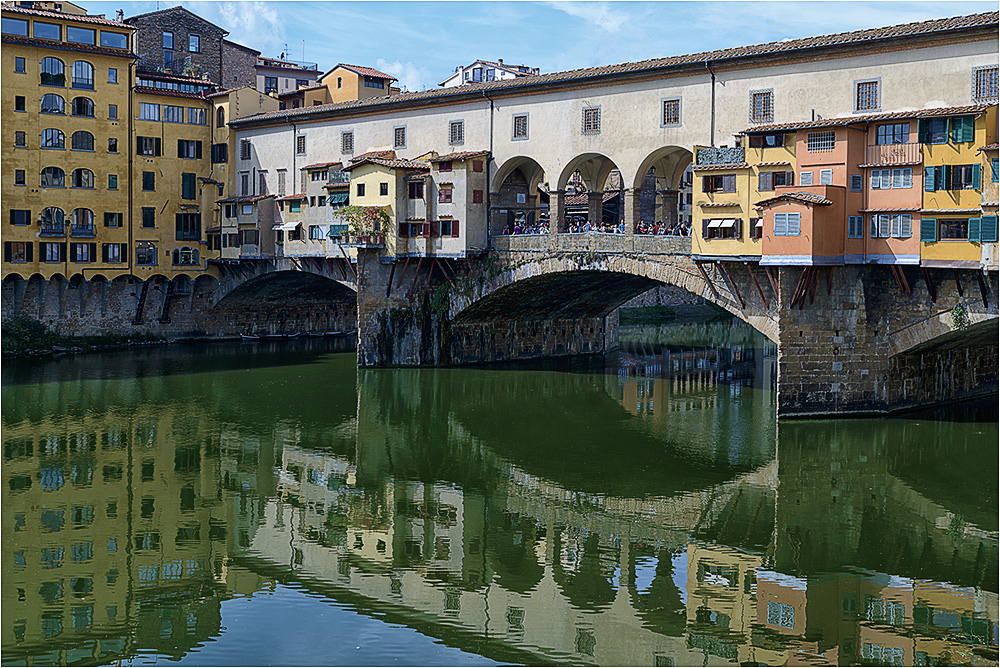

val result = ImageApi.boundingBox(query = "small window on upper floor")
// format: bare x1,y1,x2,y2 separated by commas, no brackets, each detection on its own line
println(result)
341,131,353,154
662,98,681,127
14,56,25,73
807,131,835,152
582,107,600,135
394,126,406,149
108,67,118,84
162,31,174,49
189,34,200,53
749,90,773,124
296,135,306,155
973,66,998,104
449,120,464,144
855,79,879,112
513,114,528,140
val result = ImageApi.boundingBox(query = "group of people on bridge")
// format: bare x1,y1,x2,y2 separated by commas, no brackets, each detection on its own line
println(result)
498,217,692,236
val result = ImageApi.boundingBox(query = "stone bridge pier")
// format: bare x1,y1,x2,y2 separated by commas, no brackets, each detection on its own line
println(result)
356,235,998,417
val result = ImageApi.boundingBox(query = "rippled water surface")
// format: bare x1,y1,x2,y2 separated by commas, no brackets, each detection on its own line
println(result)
2,326,997,666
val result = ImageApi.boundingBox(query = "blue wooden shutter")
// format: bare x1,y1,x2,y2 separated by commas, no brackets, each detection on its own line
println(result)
968,218,982,242
917,119,929,143
981,215,998,243
972,164,981,190
923,166,936,191
920,218,937,242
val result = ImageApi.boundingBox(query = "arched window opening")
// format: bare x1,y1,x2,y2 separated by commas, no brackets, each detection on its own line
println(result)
72,168,95,188
71,208,95,235
71,61,94,89
71,97,94,117
40,167,65,187
41,128,65,149
40,57,65,86
216,107,225,128
71,131,94,151
40,93,65,114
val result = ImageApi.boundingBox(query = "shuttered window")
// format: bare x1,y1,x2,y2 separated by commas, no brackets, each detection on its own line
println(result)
181,173,196,199
773,212,800,236
980,215,998,242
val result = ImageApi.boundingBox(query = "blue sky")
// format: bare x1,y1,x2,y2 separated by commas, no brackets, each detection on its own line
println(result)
85,1,996,91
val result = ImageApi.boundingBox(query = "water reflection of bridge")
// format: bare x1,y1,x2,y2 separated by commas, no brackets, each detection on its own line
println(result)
1,352,996,666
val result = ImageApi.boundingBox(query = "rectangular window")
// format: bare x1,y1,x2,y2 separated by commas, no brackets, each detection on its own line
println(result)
4,241,31,262
438,161,452,173
137,136,161,156
871,169,890,190
178,139,202,159
41,242,63,262
14,56,25,73
890,213,912,238
108,138,117,153
807,131,835,152
819,169,833,185
14,95,25,111
102,243,124,263
973,66,998,103
240,139,251,160
848,215,864,238
142,172,155,191
277,170,286,196
939,219,969,240
855,80,879,112
136,243,157,265
919,118,949,144
773,212,801,236
10,209,30,225
139,103,160,121
288,200,301,213
240,173,249,195
163,105,184,123
66,25,96,44
438,187,453,204
702,174,736,193
513,114,528,139
2,17,29,36
108,68,117,83
581,107,600,135
211,143,227,163
747,133,785,148
108,174,117,190
296,135,306,155
473,160,484,173
379,182,389,196
100,31,128,49
949,116,975,143
951,164,979,190
162,31,173,49
104,212,122,228
108,104,118,119
242,229,259,245
189,34,200,52
876,123,909,145
142,208,155,228
341,132,354,153
662,98,681,126
259,172,268,195
241,203,253,216
890,168,912,189
408,181,424,199
181,173,196,199
799,171,814,186
71,242,92,263
850,174,863,192
175,212,200,241
356,183,365,197
394,126,406,149
870,214,891,238
992,157,999,183
15,169,25,185
187,108,206,125
749,90,773,123
33,21,60,40
449,120,465,144
473,189,483,204
15,131,26,147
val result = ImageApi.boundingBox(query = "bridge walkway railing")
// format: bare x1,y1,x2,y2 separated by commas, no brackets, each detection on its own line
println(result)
491,233,692,256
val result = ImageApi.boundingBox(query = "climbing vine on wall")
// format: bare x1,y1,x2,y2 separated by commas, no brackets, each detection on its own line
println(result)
339,206,391,233
951,303,970,331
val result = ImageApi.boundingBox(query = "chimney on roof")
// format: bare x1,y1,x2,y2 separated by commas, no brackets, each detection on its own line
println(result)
498,59,503,64
116,8,123,20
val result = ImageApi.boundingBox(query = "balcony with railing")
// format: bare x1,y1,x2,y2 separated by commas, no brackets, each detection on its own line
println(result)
864,142,921,166
38,224,65,237
341,232,385,247
70,224,95,237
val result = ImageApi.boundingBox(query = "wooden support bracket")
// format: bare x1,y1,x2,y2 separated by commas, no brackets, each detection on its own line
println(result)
976,271,989,307
953,269,963,297
408,257,424,298
395,256,411,290
718,261,745,309
385,262,396,298
826,266,835,295
921,268,937,302
695,262,721,300
789,267,810,309
745,262,768,309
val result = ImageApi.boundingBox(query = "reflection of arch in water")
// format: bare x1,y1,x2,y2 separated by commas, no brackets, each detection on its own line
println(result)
551,529,617,611
484,506,545,594
626,542,686,636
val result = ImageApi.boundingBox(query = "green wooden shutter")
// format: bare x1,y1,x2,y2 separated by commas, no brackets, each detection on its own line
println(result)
968,217,982,242
981,215,998,243
923,166,936,191
177,139,184,157
943,165,951,191
195,141,202,160
154,137,161,156
917,119,929,144
175,213,184,240
137,136,143,154
920,218,937,242
25,242,33,262
972,164,981,189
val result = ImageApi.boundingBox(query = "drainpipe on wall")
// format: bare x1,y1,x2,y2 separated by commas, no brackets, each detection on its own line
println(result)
128,57,136,275
483,89,494,251
705,59,716,148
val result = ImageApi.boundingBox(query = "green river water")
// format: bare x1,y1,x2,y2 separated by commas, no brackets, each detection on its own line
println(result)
2,323,996,666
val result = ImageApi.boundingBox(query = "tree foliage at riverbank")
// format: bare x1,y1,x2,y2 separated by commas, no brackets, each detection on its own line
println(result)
2,317,163,354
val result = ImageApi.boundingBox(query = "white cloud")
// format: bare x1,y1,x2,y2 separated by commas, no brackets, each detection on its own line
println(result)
375,58,433,92
545,1,628,33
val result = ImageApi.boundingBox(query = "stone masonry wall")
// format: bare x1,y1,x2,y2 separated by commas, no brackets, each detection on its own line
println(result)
220,41,258,89
128,9,228,83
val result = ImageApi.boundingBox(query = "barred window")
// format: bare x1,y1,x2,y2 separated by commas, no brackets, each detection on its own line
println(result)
749,90,773,123
394,126,406,148
807,131,835,152
341,131,353,154
855,80,879,112
582,107,600,134
662,98,680,126
973,66,998,103
296,135,306,155
240,139,251,160
513,114,528,139
449,120,464,144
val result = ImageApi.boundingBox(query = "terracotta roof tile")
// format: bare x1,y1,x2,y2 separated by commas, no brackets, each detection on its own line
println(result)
859,207,921,213
1,33,133,58
755,161,793,167
1,2,133,27
303,161,343,170
744,104,993,133
755,192,833,207
349,150,396,162
429,151,490,162
980,143,1000,151
700,202,743,208
337,63,396,81
232,12,998,128
134,85,208,100
692,163,749,172
278,193,306,201
342,157,430,172
217,195,274,204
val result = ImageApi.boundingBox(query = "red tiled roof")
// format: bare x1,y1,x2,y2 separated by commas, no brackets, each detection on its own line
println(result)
136,70,215,85
278,193,306,201
755,161,792,167
1,2,133,27
232,12,999,129
134,86,208,100
755,192,833,207
700,202,742,208
303,161,343,170
1,33,133,58
342,157,429,172
980,143,1000,151
337,63,396,81
859,207,921,213
744,104,993,133
204,85,259,98
429,151,490,162
217,195,274,204
349,150,396,162
564,191,619,206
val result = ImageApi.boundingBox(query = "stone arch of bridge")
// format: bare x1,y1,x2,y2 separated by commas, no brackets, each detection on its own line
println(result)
213,269,357,309
491,156,548,235
449,254,778,342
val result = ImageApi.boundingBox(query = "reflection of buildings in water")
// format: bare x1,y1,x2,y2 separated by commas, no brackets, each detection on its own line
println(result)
1,408,271,665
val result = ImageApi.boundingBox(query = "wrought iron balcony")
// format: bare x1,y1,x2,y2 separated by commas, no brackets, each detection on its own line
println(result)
865,142,921,166
70,225,95,237
38,225,65,237
341,232,385,247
